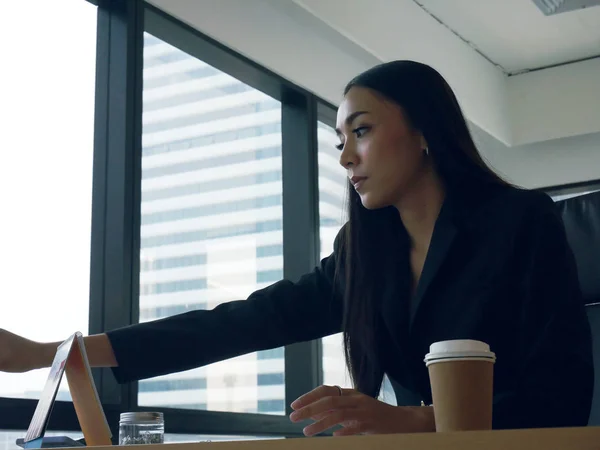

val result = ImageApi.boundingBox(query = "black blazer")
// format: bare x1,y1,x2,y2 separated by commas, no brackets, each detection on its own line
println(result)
107,185,594,429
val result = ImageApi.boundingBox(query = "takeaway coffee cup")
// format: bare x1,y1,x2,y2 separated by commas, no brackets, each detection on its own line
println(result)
424,339,496,432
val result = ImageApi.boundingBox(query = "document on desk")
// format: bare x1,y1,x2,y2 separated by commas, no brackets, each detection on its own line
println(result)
23,332,112,447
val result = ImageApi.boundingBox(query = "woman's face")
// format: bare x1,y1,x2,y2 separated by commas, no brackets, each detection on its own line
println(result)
336,86,428,210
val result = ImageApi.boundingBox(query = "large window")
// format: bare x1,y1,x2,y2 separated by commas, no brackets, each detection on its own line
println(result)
138,33,285,415
0,0,96,401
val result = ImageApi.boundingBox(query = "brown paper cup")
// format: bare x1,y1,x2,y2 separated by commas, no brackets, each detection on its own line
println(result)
424,340,495,432
428,358,494,432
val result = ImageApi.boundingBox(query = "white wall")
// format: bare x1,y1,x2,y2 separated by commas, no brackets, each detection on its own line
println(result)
472,126,600,189
508,58,600,146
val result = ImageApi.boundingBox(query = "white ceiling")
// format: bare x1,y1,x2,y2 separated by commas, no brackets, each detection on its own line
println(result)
416,0,600,74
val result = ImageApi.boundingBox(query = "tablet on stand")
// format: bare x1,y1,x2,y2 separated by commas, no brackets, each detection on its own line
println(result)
19,332,112,448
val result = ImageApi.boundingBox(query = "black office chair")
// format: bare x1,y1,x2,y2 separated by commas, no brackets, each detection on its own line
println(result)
555,190,600,425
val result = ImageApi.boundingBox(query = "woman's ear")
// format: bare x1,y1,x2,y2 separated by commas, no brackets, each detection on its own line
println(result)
419,135,428,151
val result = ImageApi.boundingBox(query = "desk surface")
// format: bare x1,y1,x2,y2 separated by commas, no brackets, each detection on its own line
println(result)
61,427,600,450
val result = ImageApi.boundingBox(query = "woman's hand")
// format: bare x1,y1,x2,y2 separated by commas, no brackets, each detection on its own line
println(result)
290,385,435,437
0,328,51,373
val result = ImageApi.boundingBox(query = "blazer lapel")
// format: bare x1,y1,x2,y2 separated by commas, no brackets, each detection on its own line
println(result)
378,189,478,383
379,184,496,390
409,202,458,327
379,215,458,393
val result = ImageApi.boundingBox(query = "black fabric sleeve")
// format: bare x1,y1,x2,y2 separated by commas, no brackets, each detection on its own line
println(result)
492,194,594,429
107,228,346,384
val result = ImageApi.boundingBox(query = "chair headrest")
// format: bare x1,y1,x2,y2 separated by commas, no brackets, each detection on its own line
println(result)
555,190,600,305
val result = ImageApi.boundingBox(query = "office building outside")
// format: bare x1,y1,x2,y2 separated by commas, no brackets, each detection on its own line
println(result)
138,33,349,415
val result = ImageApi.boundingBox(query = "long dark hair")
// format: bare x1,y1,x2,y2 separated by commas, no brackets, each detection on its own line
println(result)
339,60,510,397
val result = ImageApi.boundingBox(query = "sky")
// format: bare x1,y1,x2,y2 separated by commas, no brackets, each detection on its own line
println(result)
0,0,97,397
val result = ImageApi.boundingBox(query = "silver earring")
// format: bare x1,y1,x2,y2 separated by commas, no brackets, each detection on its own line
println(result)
424,147,429,156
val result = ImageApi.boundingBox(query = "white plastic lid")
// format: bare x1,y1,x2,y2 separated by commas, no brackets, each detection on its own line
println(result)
424,339,496,364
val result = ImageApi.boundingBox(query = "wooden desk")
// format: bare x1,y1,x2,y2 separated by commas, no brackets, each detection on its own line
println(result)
66,427,600,450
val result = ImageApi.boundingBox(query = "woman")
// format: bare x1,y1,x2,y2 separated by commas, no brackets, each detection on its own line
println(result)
0,61,593,436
